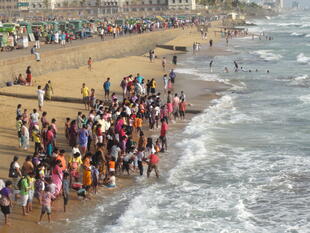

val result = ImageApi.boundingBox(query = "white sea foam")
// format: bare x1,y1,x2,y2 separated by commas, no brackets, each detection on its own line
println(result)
305,34,310,38
175,67,230,84
296,53,310,64
290,32,303,36
294,74,308,81
103,95,263,233
298,94,310,104
268,22,301,27
300,23,310,28
250,50,282,61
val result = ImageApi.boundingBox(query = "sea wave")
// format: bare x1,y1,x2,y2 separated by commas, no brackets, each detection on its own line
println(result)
250,50,282,61
296,53,310,64
268,22,302,27
300,23,310,28
294,74,309,81
290,32,303,37
298,94,310,104
104,95,261,233
175,67,230,84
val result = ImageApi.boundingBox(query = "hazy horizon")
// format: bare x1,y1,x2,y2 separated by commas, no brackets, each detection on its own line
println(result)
249,0,310,8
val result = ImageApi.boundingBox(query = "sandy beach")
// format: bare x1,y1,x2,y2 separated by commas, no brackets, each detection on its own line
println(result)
0,21,231,233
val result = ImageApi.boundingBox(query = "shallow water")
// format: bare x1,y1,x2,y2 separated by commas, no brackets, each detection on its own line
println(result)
63,10,310,233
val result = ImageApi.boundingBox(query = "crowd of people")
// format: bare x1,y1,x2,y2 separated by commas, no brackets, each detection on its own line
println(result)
0,58,189,226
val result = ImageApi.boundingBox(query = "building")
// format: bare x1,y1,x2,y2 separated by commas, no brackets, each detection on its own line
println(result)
0,0,29,17
261,0,283,9
292,1,299,9
168,0,195,10
122,0,167,13
275,0,283,8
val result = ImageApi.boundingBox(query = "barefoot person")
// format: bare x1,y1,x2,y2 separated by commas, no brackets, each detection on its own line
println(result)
88,57,92,71
19,175,30,216
38,186,55,224
147,152,159,178
162,57,167,71
37,86,45,111
0,180,13,225
103,78,111,100
81,83,90,110
26,66,32,86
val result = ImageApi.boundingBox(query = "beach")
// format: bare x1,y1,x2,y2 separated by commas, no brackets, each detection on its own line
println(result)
0,21,231,233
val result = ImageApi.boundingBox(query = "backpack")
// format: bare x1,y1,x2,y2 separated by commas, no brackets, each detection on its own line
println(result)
8,162,18,178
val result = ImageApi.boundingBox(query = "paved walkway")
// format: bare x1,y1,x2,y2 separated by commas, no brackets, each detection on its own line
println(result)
0,31,150,60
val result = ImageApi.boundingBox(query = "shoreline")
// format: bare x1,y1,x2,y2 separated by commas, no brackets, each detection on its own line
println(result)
0,21,233,233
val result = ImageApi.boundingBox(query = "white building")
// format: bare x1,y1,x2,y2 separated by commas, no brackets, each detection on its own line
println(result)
276,0,283,8
168,0,195,10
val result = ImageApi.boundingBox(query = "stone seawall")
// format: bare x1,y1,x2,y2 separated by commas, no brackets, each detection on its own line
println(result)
0,28,184,86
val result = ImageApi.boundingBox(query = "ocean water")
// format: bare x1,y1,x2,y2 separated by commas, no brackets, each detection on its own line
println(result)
62,11,310,233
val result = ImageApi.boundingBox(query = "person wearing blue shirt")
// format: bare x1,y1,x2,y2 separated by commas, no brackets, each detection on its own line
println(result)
136,73,144,84
169,69,176,84
103,78,111,100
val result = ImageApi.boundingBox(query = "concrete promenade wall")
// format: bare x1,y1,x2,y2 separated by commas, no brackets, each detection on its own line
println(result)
0,29,184,86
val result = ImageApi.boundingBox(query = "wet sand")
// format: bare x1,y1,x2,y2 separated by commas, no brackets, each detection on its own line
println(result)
0,21,231,233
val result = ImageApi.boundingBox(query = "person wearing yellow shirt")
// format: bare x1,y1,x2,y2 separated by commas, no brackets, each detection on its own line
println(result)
81,83,90,110
150,79,156,94
68,152,83,183
32,125,41,154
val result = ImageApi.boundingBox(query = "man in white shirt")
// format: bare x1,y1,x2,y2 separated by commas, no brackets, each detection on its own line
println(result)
37,86,45,111
31,109,40,124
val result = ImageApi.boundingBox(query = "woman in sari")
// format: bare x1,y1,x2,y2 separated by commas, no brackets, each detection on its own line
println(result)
68,120,78,147
82,153,92,190
51,159,63,196
21,121,29,150
44,80,54,100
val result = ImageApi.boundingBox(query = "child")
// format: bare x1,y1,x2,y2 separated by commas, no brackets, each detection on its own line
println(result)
91,164,99,194
38,186,55,224
105,172,116,188
77,188,88,200
88,57,92,71
108,157,116,174
62,172,70,212
65,117,70,142
34,175,45,203
135,114,143,134
155,138,161,153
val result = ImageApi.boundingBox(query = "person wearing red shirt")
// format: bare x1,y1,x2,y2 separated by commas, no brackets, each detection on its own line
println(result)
160,118,168,152
46,126,54,156
179,99,187,120
147,153,160,178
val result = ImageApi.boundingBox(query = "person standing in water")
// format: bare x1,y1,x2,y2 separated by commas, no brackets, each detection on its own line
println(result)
234,61,239,72
209,60,213,73
209,39,213,47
